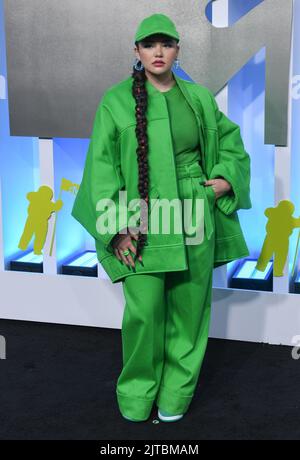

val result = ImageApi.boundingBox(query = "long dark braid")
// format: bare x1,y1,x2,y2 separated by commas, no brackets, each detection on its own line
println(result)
131,60,149,261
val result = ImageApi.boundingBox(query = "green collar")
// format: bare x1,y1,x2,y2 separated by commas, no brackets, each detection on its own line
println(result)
145,71,186,98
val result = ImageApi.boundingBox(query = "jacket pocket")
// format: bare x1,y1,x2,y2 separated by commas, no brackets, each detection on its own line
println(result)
206,184,217,204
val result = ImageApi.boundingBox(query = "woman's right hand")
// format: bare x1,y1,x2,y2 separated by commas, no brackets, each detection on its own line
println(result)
111,227,143,268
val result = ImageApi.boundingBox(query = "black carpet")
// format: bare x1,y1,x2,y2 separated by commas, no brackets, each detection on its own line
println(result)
0,318,299,440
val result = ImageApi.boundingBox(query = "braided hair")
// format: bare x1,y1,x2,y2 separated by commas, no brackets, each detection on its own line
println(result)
131,51,149,261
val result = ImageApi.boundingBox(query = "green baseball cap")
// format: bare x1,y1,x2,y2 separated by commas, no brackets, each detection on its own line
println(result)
134,13,180,43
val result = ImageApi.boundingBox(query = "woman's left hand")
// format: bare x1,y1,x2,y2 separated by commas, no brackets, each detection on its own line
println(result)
204,178,232,200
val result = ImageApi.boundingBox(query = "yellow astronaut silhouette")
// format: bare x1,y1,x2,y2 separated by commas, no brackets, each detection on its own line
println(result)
255,200,300,277
18,185,63,255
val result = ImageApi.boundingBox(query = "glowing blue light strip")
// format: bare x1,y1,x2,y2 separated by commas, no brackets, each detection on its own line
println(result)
16,251,43,264
235,260,257,278
68,252,98,268
234,260,272,280
252,262,272,280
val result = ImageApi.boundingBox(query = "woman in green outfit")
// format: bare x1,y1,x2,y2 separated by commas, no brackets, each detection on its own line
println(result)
71,13,251,423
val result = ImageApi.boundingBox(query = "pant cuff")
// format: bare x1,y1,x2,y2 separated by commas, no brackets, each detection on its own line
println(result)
155,384,193,414
116,391,155,421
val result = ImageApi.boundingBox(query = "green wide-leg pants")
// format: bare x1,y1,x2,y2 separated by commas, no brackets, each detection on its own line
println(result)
116,161,216,420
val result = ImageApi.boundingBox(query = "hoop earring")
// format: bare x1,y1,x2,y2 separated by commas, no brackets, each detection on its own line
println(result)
134,58,144,71
172,58,180,70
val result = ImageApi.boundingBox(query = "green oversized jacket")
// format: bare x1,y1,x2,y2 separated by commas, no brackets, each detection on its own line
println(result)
71,72,252,283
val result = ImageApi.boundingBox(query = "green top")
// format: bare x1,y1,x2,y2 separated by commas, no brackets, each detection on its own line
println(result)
162,81,201,165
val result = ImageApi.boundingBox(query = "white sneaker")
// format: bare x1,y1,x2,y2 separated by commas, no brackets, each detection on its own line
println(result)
158,408,184,422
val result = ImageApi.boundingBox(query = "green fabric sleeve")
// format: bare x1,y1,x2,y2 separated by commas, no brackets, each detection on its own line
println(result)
207,89,252,216
71,98,128,251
